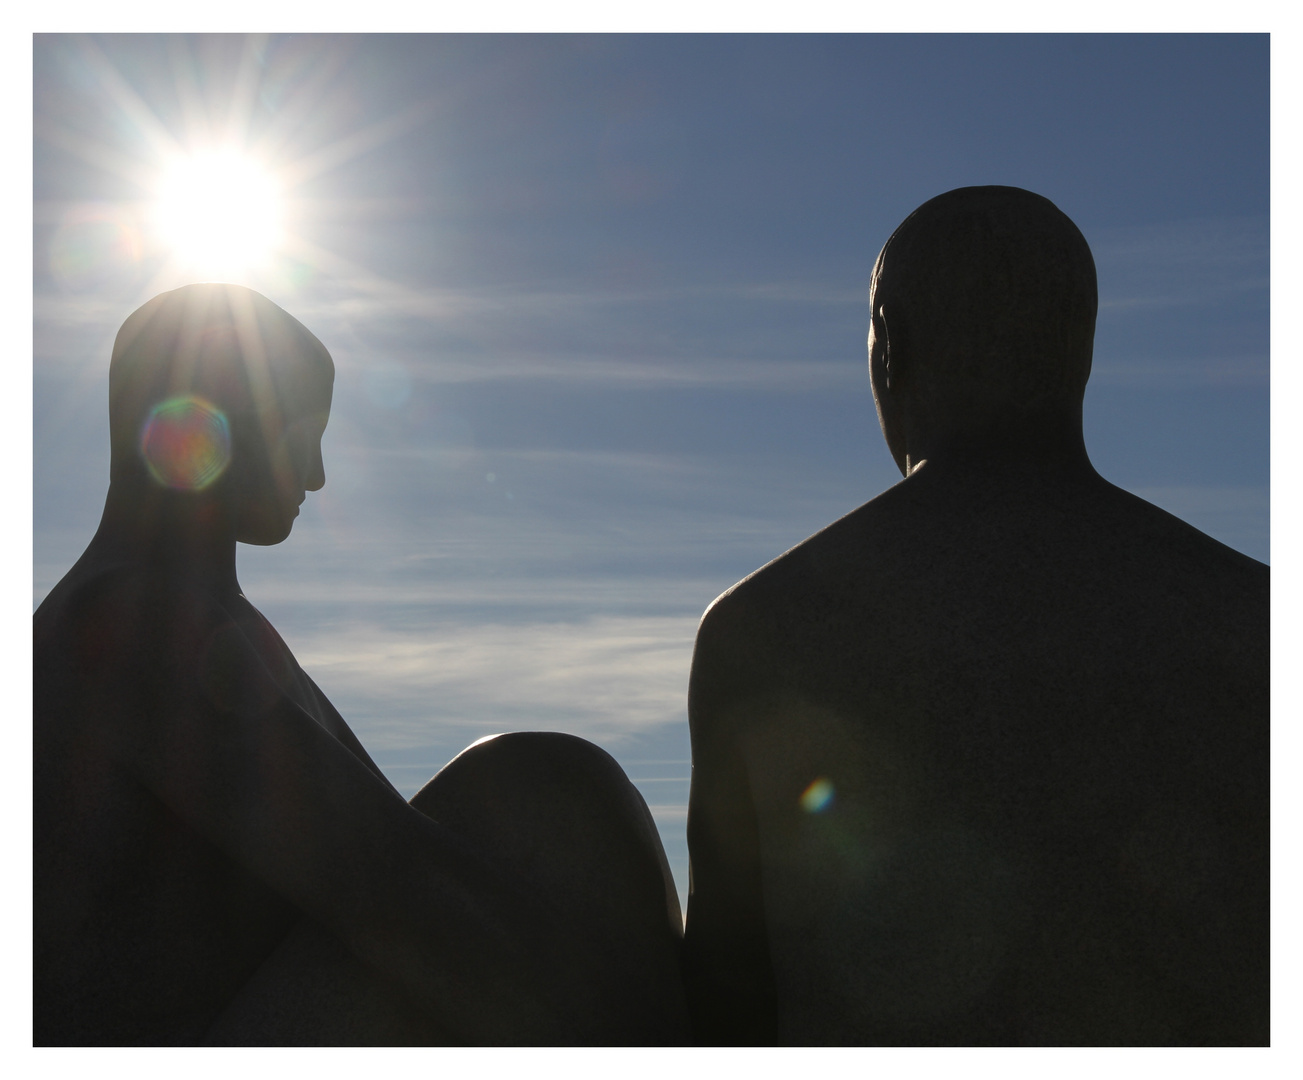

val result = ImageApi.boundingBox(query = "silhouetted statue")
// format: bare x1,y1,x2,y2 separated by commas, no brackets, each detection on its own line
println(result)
34,284,688,1045
682,187,1269,1045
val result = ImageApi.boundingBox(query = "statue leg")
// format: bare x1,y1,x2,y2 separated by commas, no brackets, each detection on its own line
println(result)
204,914,447,1045
206,731,688,1045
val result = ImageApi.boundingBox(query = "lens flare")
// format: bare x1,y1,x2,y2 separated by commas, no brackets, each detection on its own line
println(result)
140,395,232,491
49,206,142,290
800,777,835,814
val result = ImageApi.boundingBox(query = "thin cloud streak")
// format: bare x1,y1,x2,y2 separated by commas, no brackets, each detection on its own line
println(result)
292,614,697,751
358,352,862,390
36,300,1264,391
238,576,724,619
1089,356,1268,387
290,279,866,326
1091,215,1268,312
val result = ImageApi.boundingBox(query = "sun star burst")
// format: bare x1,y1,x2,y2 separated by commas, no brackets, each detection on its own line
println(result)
155,149,282,275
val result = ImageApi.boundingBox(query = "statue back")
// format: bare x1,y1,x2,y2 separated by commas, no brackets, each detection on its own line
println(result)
689,463,1268,1044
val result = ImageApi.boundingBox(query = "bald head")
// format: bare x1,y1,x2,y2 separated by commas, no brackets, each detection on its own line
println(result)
108,283,333,483
869,187,1097,462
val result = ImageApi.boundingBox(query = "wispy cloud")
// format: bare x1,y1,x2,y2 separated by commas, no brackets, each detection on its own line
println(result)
352,350,861,390
291,614,696,751
1090,215,1268,312
236,443,878,601
47,217,1267,397
1084,216,1268,389
1089,355,1268,388
35,273,870,391
289,279,866,326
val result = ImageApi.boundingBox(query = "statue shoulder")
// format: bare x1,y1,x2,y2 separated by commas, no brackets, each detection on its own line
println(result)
1101,481,1269,603
35,563,240,709
694,574,774,675
700,492,898,626
39,561,223,632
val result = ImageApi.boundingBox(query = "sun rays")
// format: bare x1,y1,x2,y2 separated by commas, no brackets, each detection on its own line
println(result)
36,35,429,309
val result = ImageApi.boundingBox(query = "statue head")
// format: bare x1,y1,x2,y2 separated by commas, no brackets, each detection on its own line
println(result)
868,186,1097,473
108,283,334,546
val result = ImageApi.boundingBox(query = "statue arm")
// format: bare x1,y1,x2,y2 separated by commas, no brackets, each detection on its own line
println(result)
297,667,399,795
103,586,621,1043
682,599,780,1044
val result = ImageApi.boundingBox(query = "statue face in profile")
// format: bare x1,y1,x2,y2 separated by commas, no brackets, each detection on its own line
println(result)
228,364,333,547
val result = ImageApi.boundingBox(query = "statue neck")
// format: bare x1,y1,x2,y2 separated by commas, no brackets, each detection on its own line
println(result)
87,476,241,596
900,401,1093,478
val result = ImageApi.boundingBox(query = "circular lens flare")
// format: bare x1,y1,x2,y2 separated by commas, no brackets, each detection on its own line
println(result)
800,777,835,814
49,205,142,290
155,149,281,272
140,395,232,491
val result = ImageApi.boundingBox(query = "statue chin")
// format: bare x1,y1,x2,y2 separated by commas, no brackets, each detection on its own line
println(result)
237,508,297,547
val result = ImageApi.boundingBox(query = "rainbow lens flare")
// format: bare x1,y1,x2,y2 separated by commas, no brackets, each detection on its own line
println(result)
49,206,142,290
139,395,232,491
800,777,835,814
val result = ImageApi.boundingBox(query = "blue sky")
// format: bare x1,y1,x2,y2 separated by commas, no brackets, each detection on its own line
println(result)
32,34,1270,913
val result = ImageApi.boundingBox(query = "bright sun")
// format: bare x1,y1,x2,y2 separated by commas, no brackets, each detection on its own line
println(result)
155,149,282,274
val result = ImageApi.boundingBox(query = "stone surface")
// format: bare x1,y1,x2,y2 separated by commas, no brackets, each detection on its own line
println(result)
681,187,1269,1045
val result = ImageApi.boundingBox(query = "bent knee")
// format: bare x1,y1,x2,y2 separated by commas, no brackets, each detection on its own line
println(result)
412,731,678,932
412,732,653,844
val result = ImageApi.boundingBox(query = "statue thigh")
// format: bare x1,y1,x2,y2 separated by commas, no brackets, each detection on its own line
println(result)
207,731,686,1045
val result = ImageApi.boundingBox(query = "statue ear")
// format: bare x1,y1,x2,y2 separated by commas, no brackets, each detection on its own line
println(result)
877,305,902,388
870,303,910,477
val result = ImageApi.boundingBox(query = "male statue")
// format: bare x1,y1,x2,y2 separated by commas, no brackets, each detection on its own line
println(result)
681,186,1269,1045
34,283,688,1045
